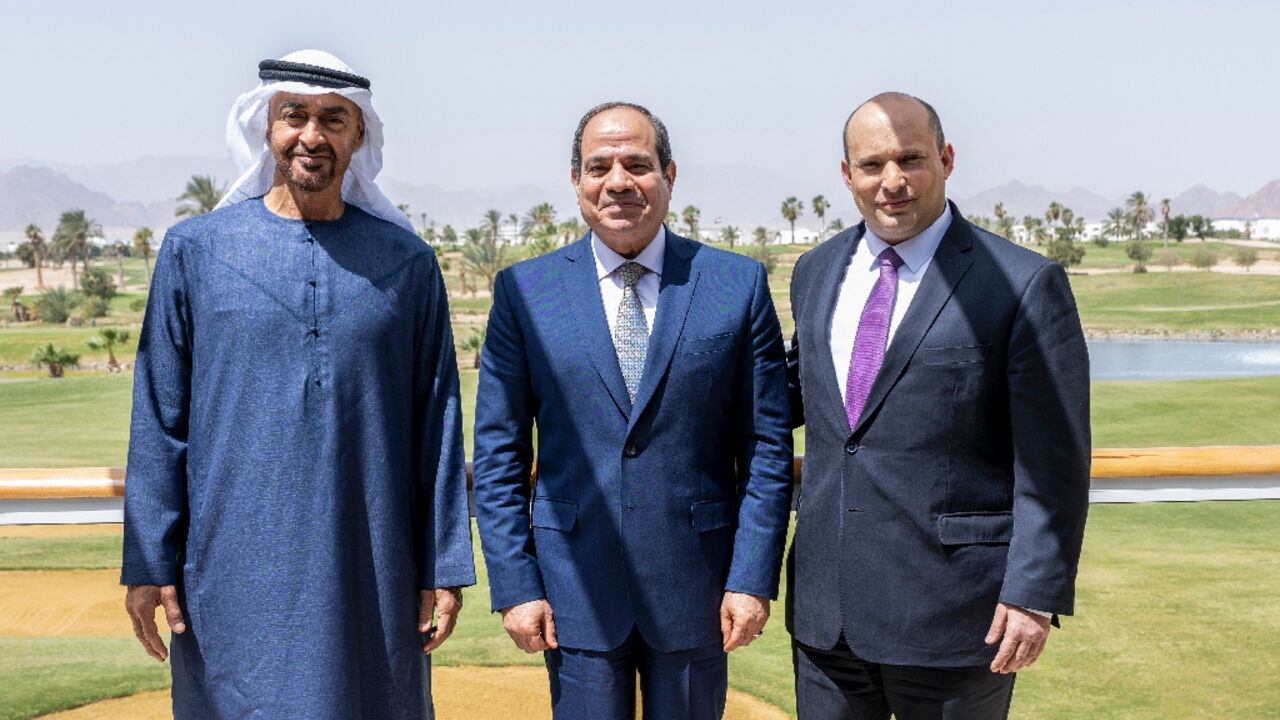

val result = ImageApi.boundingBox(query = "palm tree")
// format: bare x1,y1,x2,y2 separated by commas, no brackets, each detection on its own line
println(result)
681,205,701,239
720,225,740,249
176,175,226,218
1104,208,1128,242
1159,198,1171,247
1060,208,1075,232
462,227,507,293
397,203,411,218
829,218,845,234
483,210,504,244
132,227,153,286
1021,215,1038,244
508,213,520,243
558,218,586,245
34,287,81,324
31,343,80,378
24,224,46,288
812,195,829,240
1044,201,1063,228
523,203,557,239
781,197,803,244
753,226,769,245
53,209,101,290
665,211,678,226
993,203,1014,241
459,328,486,369
87,328,131,372
1125,191,1153,241
109,241,128,288
441,225,459,245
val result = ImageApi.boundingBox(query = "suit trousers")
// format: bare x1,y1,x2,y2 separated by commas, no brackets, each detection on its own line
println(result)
793,636,1015,720
545,627,727,720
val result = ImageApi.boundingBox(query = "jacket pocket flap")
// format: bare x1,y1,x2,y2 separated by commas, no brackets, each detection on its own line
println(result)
691,500,735,532
683,332,737,355
918,344,988,366
532,498,577,532
937,512,1013,545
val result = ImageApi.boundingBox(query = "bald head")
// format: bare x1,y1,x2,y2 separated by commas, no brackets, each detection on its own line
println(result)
843,92,945,162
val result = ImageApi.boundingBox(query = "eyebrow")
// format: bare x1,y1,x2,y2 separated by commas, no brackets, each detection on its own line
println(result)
278,101,351,116
584,150,654,164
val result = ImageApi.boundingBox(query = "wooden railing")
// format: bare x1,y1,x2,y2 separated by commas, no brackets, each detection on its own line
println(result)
2,447,1280,501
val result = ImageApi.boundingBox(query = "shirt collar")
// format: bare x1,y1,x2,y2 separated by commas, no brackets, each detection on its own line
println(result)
861,201,953,274
592,225,666,281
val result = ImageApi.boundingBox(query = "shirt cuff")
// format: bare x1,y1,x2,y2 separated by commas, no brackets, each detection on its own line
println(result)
1020,606,1053,618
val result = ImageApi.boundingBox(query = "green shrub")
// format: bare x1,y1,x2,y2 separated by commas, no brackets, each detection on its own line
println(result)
34,288,81,324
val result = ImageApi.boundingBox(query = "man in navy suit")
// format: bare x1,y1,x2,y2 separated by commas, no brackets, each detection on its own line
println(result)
786,92,1091,718
473,102,794,720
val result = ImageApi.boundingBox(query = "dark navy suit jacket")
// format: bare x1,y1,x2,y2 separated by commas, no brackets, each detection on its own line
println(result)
786,206,1090,667
473,230,794,653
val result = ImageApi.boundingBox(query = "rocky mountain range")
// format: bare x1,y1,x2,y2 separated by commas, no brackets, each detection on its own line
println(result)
2,155,1278,241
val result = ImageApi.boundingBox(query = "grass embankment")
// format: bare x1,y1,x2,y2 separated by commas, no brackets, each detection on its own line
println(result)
3,503,1279,719
1069,272,1280,334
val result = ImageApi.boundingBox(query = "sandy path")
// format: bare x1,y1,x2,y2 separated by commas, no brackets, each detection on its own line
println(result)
0,524,122,539
0,570,130,636
37,670,789,719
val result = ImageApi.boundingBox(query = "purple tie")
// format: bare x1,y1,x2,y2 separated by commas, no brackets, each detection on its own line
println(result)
844,247,904,429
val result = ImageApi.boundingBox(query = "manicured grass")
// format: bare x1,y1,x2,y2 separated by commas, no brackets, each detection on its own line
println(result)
1092,375,1280,447
0,637,170,720
4,504,1279,718
1069,272,1280,333
1031,240,1269,270
0,325,141,366
0,535,123,570
0,374,133,467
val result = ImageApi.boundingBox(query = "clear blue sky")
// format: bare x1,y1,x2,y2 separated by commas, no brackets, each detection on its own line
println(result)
2,0,1276,198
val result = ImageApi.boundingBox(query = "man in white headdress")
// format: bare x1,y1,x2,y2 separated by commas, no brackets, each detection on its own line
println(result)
121,50,475,720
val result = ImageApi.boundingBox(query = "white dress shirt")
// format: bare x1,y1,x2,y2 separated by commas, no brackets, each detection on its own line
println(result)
830,203,953,399
592,226,665,335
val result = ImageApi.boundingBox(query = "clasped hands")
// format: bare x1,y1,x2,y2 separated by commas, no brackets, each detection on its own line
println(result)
500,591,770,654
124,585,463,662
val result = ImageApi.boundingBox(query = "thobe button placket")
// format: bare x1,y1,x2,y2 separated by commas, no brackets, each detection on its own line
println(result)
623,443,639,458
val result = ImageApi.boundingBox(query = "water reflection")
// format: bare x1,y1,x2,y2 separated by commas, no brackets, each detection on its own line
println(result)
1089,340,1280,381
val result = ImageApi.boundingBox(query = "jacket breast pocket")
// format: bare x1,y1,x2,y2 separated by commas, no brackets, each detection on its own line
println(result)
682,332,737,356
918,344,989,367
532,498,577,532
936,511,1013,545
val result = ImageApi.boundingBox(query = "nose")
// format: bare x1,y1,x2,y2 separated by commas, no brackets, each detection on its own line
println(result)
603,162,632,193
299,119,325,148
882,162,906,192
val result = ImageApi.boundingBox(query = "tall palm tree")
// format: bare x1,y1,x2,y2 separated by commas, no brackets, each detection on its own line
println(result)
397,203,411,218
681,205,701,239
829,218,845,234
462,227,507,293
665,211,678,226
523,203,557,239
24,224,46,288
54,209,101,290
1104,208,1128,242
1044,201,1063,228
720,225,740,249
812,195,829,240
176,175,226,218
110,241,128,287
1060,208,1075,233
781,197,803,244
558,218,586,245
1125,191,1153,241
87,328,131,373
483,210,504,244
459,328,486,369
1159,198,1171,247
993,203,1014,241
1021,215,1037,244
753,226,769,245
507,213,520,243
132,227,153,286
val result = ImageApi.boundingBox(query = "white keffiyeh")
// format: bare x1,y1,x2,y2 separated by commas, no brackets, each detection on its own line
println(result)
215,49,413,232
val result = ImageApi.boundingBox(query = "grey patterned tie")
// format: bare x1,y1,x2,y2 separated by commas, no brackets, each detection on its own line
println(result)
613,261,649,401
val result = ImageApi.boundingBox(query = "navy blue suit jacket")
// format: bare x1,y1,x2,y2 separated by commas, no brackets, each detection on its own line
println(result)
473,230,794,653
786,206,1090,667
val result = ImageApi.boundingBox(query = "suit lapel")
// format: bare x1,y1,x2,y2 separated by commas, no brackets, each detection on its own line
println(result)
562,235,632,418
851,211,976,436
810,226,863,439
628,231,699,432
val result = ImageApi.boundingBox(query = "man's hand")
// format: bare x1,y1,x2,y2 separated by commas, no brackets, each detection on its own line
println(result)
720,591,770,653
419,587,463,654
500,599,558,653
985,602,1051,674
124,584,185,662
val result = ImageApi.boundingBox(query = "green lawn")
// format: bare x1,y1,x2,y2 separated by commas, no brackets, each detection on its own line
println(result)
1092,375,1280,447
3,503,1279,718
1069,272,1280,333
1031,240,1267,270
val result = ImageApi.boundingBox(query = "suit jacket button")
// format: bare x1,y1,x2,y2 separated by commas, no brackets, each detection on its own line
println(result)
844,441,859,455
624,443,638,458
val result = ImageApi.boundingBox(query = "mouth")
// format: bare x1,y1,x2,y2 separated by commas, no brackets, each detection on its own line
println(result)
879,198,913,213
293,155,333,170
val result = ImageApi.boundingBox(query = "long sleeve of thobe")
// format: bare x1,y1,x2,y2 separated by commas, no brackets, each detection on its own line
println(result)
415,252,477,590
121,234,191,586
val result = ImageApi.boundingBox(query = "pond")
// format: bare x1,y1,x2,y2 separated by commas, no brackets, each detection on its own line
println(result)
1088,340,1280,381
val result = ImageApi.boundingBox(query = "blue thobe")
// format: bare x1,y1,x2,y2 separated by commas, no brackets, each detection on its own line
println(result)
121,198,476,720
